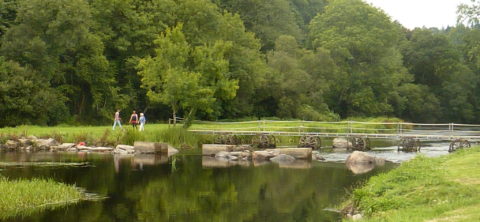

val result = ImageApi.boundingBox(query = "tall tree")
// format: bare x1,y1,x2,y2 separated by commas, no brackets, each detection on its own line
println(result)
309,0,411,118
138,25,238,127
0,57,67,126
1,0,117,122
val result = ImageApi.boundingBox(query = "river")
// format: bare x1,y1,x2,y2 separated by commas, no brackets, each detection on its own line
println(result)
0,142,451,222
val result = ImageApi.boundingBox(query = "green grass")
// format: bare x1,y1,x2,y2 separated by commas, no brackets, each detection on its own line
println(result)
345,147,480,221
0,117,405,148
0,177,84,219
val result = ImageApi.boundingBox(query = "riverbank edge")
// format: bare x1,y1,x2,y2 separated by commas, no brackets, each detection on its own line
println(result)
342,147,480,221
0,177,84,219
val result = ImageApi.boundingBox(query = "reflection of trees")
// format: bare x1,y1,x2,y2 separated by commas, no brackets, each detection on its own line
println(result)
0,154,388,222
126,157,360,222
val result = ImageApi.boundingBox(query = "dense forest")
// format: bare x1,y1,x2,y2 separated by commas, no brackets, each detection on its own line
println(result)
1,0,480,126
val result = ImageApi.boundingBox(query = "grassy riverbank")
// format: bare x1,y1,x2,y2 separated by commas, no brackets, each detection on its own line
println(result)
0,117,403,148
346,147,480,221
0,177,83,219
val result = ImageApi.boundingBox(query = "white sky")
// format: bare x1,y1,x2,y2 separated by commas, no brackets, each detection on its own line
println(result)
363,0,472,29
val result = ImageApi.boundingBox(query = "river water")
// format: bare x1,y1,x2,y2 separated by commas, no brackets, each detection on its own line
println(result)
0,142,451,222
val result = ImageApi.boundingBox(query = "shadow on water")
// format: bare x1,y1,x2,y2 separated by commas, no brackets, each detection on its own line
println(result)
0,150,396,222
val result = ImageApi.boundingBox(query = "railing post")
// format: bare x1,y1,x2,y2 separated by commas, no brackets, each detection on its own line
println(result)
348,121,352,135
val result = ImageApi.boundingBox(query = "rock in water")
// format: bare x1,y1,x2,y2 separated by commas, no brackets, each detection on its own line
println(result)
333,138,352,148
270,154,296,163
202,144,235,156
346,151,387,174
167,145,179,156
345,151,375,164
134,141,168,154
252,151,275,161
4,140,19,149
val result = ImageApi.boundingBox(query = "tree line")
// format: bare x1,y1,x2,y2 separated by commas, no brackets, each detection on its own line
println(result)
1,0,480,127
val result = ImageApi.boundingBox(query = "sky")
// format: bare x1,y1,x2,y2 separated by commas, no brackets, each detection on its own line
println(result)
363,0,472,29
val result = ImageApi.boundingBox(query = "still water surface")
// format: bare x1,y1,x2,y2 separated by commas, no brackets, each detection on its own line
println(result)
0,143,447,222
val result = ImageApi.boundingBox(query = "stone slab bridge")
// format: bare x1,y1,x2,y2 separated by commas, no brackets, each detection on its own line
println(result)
188,120,480,152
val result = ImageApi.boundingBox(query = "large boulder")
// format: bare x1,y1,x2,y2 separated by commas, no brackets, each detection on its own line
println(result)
202,144,235,156
333,138,352,148
134,142,168,154
346,151,386,174
346,151,376,164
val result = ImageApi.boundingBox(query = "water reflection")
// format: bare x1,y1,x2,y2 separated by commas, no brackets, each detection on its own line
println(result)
0,152,395,222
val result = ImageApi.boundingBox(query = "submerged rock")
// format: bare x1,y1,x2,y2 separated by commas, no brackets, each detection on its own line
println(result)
270,154,296,163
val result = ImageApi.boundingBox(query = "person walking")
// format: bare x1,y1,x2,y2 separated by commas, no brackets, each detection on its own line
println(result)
139,113,146,131
129,111,139,129
112,110,122,130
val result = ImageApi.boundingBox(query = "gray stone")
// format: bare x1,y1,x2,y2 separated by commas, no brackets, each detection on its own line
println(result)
4,140,19,149
215,151,230,159
270,154,296,163
202,144,235,156
231,145,252,152
346,151,375,164
252,151,275,160
134,142,168,154
66,147,78,152
113,148,129,155
88,147,113,152
333,138,352,148
116,144,134,151
76,146,91,151
52,143,76,151
167,146,179,156
352,214,362,220
35,138,59,149
312,151,325,161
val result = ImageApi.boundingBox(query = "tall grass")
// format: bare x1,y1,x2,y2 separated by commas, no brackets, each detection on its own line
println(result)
0,177,83,219
345,147,480,221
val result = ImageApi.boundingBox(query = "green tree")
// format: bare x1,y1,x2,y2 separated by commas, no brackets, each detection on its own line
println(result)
266,35,337,120
402,28,477,122
309,0,411,118
458,0,480,27
138,25,238,127
214,0,304,51
1,0,117,122
0,57,67,126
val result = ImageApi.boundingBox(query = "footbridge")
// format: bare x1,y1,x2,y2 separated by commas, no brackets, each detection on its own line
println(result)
189,120,480,152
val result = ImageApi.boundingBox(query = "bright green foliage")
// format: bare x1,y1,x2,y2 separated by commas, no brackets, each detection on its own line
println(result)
309,0,411,118
265,35,338,120
138,25,238,127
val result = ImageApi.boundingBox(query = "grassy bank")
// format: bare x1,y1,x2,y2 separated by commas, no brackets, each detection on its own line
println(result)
0,177,83,219
346,147,480,221
0,117,404,148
